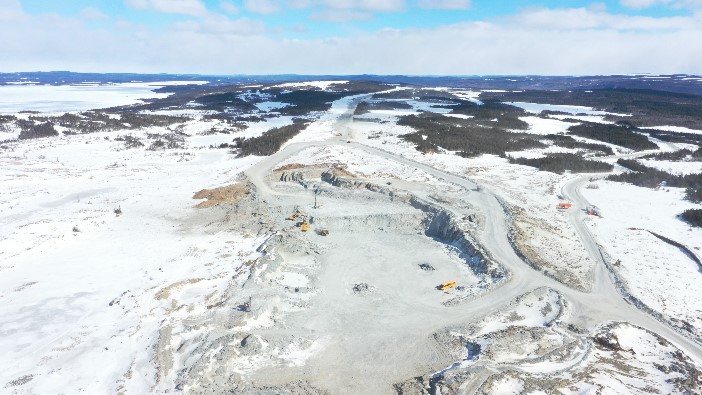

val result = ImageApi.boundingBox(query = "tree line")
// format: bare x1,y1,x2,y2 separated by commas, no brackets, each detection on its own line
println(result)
611,159,702,202
234,120,309,157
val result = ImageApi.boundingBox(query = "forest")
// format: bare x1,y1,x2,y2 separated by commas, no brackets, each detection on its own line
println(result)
567,122,659,151
398,112,543,157
509,153,613,174
681,209,702,227
234,121,309,157
480,88,702,129
611,159,702,202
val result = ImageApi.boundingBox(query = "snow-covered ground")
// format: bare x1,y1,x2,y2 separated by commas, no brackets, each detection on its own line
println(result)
582,181,702,339
641,125,702,135
505,101,620,116
350,106,598,290
639,158,702,175
0,120,265,392
0,81,207,113
517,115,575,135
2,83,702,393
273,81,348,90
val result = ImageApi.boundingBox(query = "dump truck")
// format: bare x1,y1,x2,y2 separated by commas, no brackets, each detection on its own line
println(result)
439,281,457,291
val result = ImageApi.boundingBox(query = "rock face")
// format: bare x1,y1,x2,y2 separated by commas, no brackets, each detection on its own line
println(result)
279,171,304,183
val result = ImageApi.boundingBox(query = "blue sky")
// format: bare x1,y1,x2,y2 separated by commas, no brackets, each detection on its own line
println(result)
2,0,702,74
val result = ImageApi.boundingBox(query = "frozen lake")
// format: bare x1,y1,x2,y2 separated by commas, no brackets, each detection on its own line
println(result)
0,81,206,114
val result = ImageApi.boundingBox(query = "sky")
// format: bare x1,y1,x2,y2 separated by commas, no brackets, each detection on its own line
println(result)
1,0,702,75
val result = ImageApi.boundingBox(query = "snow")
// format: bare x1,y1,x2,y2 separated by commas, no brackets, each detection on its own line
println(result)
582,181,702,336
477,288,562,336
550,114,615,124
489,376,524,394
278,144,450,185
639,159,702,175
443,113,474,120
255,101,289,112
452,90,484,105
506,102,615,116
641,125,702,135
284,94,367,145
507,146,582,159
3,81,702,393
273,81,348,90
518,115,577,135
0,127,262,393
0,81,208,114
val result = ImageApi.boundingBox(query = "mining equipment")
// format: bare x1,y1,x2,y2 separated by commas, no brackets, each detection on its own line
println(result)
299,215,311,232
287,210,305,221
439,281,457,291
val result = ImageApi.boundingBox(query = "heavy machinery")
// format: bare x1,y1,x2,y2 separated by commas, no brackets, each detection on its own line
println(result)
287,210,305,221
316,228,329,236
299,215,311,232
439,281,457,291
557,203,573,209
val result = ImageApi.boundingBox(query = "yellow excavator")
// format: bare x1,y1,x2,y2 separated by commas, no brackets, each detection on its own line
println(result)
287,210,305,221
439,281,457,291
299,215,311,232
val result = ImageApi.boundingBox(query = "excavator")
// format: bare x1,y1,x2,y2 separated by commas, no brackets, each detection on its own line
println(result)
287,210,305,221
439,281,457,291
298,215,311,232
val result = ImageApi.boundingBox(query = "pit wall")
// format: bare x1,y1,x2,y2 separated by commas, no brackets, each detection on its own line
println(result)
321,170,507,284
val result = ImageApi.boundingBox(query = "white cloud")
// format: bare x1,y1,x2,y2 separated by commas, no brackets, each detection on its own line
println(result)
310,10,373,21
174,14,266,35
1,5,702,75
0,0,24,21
320,0,405,11
620,0,702,8
512,6,700,30
80,7,110,20
244,0,281,14
417,0,471,10
621,0,669,8
124,0,208,16
220,0,239,14
290,0,406,11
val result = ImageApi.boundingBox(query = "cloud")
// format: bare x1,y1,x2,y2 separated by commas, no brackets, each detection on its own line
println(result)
124,0,208,16
220,0,239,14
512,6,700,30
417,0,471,10
1,5,702,75
287,0,406,12
0,0,24,21
292,23,307,32
319,0,405,11
174,15,266,35
310,10,373,21
620,0,702,8
621,0,669,8
80,7,110,20
243,0,281,14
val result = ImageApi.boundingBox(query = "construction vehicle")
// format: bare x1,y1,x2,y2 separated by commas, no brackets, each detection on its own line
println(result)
299,215,311,232
439,281,457,291
586,206,602,217
287,210,305,221
557,203,573,209
317,228,329,236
